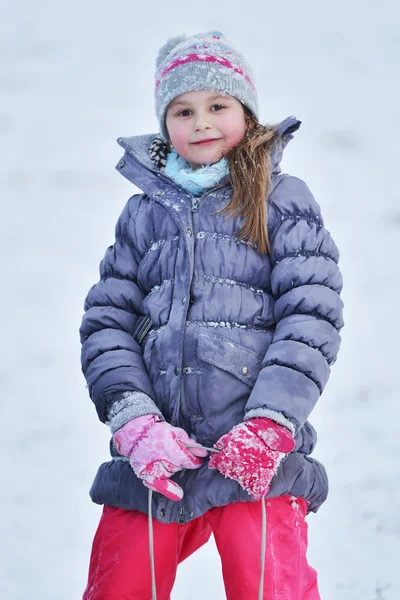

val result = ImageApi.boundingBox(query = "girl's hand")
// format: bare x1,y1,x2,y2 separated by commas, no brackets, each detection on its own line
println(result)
208,418,295,500
113,415,208,501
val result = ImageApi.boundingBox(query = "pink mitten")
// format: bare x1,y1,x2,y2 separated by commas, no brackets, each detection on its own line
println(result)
208,418,295,500
113,415,208,501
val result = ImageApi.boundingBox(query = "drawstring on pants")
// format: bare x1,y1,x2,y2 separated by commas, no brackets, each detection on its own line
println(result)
147,444,267,600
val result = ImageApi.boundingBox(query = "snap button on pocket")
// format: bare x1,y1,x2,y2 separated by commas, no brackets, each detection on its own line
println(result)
117,159,125,169
186,227,192,236
160,508,166,517
197,332,261,388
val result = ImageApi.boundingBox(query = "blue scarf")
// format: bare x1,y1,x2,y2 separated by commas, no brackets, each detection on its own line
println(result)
164,148,229,196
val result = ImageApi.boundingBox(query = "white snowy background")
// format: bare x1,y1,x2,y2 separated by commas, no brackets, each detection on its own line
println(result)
1,1,399,598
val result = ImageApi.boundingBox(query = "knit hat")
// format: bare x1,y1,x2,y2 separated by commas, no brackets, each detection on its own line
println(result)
155,31,259,141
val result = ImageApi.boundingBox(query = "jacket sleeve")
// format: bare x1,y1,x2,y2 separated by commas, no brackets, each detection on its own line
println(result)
79,194,163,429
244,176,344,435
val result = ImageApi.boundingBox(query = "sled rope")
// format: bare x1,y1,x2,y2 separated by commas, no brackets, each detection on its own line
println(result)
148,444,267,600
148,489,157,600
259,494,266,599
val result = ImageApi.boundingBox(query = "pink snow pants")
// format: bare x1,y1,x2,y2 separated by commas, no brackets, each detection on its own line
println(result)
82,494,320,599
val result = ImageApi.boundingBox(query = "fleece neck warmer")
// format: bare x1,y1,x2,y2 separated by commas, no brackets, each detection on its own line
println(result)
164,148,229,196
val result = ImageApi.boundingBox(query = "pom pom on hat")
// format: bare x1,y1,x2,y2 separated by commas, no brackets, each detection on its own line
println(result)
154,31,259,140
156,35,187,70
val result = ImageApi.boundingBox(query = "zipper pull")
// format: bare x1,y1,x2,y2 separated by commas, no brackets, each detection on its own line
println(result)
178,505,185,523
191,198,200,212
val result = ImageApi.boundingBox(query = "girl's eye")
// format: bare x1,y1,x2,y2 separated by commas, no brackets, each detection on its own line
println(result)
175,104,225,117
177,109,192,117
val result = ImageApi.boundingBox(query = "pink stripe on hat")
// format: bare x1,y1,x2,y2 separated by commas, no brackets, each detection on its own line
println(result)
155,53,255,90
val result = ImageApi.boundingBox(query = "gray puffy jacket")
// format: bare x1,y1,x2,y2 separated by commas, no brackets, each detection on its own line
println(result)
79,115,344,523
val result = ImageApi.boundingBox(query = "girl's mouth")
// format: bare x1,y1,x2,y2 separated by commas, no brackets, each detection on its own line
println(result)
191,138,220,146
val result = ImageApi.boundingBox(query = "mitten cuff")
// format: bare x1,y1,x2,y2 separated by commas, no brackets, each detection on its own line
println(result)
106,391,164,434
245,417,295,453
244,408,295,435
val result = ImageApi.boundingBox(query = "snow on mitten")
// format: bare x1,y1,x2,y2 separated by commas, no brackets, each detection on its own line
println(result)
208,417,295,500
114,415,208,502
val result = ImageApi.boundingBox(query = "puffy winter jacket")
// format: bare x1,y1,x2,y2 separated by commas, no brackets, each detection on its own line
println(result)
79,115,344,523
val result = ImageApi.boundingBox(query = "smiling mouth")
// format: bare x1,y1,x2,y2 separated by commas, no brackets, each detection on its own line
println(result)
191,139,221,146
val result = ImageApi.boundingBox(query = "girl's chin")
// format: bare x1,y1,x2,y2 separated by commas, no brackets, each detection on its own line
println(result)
186,151,226,168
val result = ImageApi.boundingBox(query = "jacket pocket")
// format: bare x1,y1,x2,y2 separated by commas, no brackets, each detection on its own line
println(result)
187,331,265,441
197,331,262,388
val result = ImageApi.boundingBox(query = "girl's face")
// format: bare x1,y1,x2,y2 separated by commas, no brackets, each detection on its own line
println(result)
165,90,247,169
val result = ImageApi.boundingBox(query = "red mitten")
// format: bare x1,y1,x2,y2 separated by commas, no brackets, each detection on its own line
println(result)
208,417,295,500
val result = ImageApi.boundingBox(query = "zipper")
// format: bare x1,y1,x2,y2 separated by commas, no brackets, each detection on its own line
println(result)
175,188,224,424
191,183,228,212
177,183,228,422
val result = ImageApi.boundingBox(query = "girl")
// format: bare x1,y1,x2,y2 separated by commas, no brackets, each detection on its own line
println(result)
80,31,344,599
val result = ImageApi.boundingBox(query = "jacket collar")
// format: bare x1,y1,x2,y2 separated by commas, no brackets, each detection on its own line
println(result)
115,115,301,197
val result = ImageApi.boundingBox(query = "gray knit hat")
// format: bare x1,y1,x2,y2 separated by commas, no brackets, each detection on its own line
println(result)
155,31,259,141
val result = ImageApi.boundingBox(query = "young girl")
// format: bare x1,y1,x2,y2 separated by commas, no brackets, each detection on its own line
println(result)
80,31,344,599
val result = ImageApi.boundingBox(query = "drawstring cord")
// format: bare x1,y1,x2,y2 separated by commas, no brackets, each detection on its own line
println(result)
148,489,157,600
148,444,267,600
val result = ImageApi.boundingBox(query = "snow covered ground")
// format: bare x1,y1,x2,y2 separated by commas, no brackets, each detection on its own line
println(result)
1,1,399,598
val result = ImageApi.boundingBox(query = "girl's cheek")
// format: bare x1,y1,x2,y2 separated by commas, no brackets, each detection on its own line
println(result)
227,125,246,147
220,116,246,144
170,126,189,147
171,134,188,153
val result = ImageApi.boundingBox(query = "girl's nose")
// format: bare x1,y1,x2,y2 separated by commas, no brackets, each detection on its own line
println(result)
194,113,212,131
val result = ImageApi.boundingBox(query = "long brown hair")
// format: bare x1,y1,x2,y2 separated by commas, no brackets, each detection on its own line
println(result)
213,109,279,254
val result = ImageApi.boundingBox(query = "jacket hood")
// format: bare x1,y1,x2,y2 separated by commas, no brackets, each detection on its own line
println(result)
115,115,301,196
